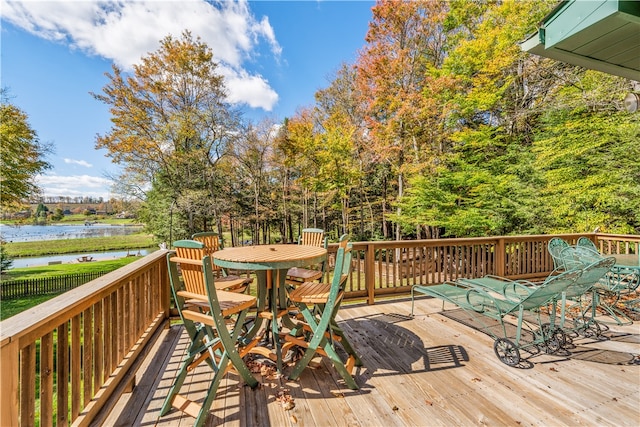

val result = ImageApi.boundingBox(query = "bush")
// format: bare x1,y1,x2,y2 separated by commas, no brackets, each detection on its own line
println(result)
0,243,14,273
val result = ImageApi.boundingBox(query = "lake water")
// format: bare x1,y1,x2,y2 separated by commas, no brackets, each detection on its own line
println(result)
0,223,143,243
10,249,153,268
1,223,154,268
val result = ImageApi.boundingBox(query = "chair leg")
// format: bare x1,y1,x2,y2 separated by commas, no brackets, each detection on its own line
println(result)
162,311,259,426
221,310,259,388
160,348,196,417
287,304,359,389
287,304,319,380
320,339,359,390
595,290,634,326
161,327,215,417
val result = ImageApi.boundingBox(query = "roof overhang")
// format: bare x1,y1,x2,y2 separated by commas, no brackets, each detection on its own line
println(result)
520,0,640,81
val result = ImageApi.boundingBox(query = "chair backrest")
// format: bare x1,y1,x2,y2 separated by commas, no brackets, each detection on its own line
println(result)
562,255,616,299
299,228,327,248
518,269,583,310
328,235,353,303
192,232,223,272
548,237,570,270
559,245,604,270
577,236,599,253
192,231,223,251
170,239,209,296
168,239,250,314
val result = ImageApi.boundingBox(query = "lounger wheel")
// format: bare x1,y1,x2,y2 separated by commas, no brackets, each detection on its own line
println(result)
581,321,602,339
574,318,589,336
493,338,520,367
540,323,566,353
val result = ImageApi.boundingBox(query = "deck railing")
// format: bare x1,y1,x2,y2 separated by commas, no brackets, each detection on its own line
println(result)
333,233,640,304
1,233,638,425
0,250,170,427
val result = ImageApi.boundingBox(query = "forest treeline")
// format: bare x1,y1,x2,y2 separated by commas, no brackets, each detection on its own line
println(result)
93,0,640,245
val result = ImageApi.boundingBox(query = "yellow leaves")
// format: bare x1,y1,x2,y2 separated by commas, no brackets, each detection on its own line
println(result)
0,100,51,207
93,30,231,187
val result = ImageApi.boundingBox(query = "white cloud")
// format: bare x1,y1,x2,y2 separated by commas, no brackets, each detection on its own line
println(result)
222,67,278,110
1,0,282,110
64,158,93,168
36,174,114,199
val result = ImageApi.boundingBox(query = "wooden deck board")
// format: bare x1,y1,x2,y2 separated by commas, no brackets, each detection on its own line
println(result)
107,297,640,426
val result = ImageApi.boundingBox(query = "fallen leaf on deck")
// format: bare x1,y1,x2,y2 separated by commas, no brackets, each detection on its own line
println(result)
276,389,296,410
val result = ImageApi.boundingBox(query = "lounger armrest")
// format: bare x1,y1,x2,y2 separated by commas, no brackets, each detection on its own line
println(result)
500,281,534,300
465,287,505,316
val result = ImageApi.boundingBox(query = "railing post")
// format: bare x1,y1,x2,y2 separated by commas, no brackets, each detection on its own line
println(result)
496,238,505,277
0,340,20,426
161,252,172,322
366,243,375,305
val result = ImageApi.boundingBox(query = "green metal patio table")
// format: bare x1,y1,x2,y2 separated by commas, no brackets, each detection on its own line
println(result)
597,253,640,324
612,254,640,269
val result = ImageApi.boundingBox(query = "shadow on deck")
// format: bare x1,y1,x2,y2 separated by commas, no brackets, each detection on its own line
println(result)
105,297,640,426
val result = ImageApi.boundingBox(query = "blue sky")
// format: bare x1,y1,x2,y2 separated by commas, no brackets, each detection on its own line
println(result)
1,0,374,200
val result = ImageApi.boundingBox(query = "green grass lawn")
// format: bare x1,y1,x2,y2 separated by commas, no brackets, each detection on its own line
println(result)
1,257,144,320
1,292,68,320
4,234,157,257
3,257,141,280
1,215,141,226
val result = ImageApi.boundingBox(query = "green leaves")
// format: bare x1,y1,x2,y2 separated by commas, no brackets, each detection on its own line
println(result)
93,31,239,236
533,107,640,233
0,93,52,208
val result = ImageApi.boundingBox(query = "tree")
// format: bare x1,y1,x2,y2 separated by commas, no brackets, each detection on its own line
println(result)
0,243,13,274
230,120,279,244
531,71,640,234
34,203,49,224
395,1,555,237
355,0,450,240
0,90,52,209
93,31,241,236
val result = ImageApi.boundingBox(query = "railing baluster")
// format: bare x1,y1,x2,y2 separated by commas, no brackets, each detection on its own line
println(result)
20,342,36,427
71,314,81,422
56,322,69,426
40,332,54,427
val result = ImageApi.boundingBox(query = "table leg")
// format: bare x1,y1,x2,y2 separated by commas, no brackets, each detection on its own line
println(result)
273,269,283,372
243,270,268,341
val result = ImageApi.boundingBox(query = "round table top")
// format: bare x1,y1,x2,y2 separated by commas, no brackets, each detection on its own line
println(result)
213,244,327,270
612,254,640,268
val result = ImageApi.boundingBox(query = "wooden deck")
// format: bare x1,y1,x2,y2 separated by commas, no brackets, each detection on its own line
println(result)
104,297,640,427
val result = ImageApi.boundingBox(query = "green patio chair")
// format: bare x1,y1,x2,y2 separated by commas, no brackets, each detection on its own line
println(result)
192,231,253,293
284,234,362,389
286,228,329,285
410,269,582,367
597,265,640,325
576,236,599,253
558,255,617,335
161,240,260,427
565,242,639,325
548,237,571,270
